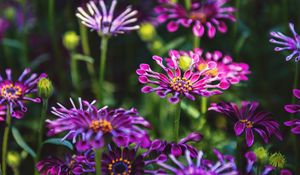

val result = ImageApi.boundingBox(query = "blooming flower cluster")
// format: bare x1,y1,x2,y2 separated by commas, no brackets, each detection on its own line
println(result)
155,0,236,38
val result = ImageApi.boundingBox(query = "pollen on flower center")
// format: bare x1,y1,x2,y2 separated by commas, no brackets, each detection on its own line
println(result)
89,119,112,133
1,83,23,100
198,63,218,77
170,77,193,93
108,157,132,175
240,119,254,128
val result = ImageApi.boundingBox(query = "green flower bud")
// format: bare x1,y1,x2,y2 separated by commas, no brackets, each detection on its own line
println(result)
7,151,21,168
269,152,286,168
38,78,54,99
253,147,268,162
138,23,156,42
178,56,192,71
151,40,163,53
4,7,16,21
170,0,178,3
63,31,80,51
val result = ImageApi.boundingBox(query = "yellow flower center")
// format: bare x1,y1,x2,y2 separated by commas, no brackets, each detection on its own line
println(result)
1,83,23,100
198,63,219,77
108,157,132,175
240,119,254,128
170,77,193,93
89,119,113,133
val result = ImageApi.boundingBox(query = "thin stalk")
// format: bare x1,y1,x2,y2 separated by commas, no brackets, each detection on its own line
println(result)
34,100,48,175
21,0,29,67
184,0,191,10
71,52,80,94
174,101,181,142
2,107,11,175
236,137,247,173
233,0,240,37
98,36,109,104
79,23,99,97
95,149,103,175
193,36,200,48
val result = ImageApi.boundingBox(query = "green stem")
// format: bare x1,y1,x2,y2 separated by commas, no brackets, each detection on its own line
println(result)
184,0,191,10
2,107,11,175
233,0,240,37
193,36,200,48
34,100,48,175
236,137,247,173
21,0,28,67
98,36,109,104
95,149,103,175
71,52,80,94
174,102,181,142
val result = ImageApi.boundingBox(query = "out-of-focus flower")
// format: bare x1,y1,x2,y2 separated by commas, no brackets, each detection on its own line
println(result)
209,102,282,147
7,151,21,168
280,169,293,175
245,151,275,175
36,151,95,175
269,152,286,169
270,23,300,62
47,98,151,151
158,149,238,174
76,0,140,37
0,105,7,121
136,50,230,104
37,77,54,100
0,69,46,120
102,145,166,175
0,18,9,40
148,132,202,158
284,89,300,134
63,31,80,51
3,7,16,21
253,147,268,163
155,0,235,38
138,22,156,41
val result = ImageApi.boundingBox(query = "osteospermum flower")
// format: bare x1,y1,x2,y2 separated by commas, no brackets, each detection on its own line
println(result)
102,145,166,175
209,102,282,147
158,149,238,175
166,48,251,85
270,23,300,62
76,0,140,36
36,151,95,175
284,89,300,134
155,0,235,38
0,68,45,119
245,151,274,175
136,50,230,104
47,98,151,151
148,132,202,158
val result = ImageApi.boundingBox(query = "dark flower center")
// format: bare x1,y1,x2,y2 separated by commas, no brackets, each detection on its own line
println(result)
240,119,254,128
108,158,132,175
1,83,23,100
170,77,193,93
89,119,113,133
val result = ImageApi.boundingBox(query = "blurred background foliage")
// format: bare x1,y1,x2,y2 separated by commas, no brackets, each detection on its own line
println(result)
0,0,300,174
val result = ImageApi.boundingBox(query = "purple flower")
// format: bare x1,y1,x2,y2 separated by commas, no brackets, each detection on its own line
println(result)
0,18,9,40
245,151,275,175
155,0,235,38
76,0,140,36
284,89,300,134
209,102,282,147
36,151,95,175
47,98,151,151
0,68,45,119
102,145,166,175
136,50,230,104
148,132,202,158
0,105,7,122
270,23,300,62
158,149,238,175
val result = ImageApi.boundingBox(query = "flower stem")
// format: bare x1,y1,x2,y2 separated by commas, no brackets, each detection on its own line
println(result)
174,101,181,142
98,36,109,104
2,107,11,175
184,0,191,10
233,0,240,37
21,0,28,67
236,137,247,173
71,52,80,94
95,148,103,175
34,100,48,175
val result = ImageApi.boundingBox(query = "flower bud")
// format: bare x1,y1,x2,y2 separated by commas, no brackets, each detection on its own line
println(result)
4,7,16,21
151,40,163,53
178,56,192,71
269,152,286,168
38,78,54,99
138,23,156,42
63,31,80,51
7,151,21,168
253,147,268,162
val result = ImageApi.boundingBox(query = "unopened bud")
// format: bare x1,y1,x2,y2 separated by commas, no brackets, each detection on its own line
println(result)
178,56,192,71
138,23,156,42
269,152,286,168
63,31,80,51
38,78,54,99
7,151,21,168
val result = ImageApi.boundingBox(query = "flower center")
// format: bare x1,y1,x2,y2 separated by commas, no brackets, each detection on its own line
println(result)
170,77,193,93
240,119,254,128
108,158,132,175
198,63,218,77
190,12,207,23
89,119,113,133
0,83,23,100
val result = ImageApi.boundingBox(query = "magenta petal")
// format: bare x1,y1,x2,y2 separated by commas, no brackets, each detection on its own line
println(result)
192,22,204,37
171,144,182,157
167,21,179,32
218,21,228,33
284,104,300,113
141,86,153,93
293,89,300,99
234,122,245,135
207,22,216,38
291,126,300,134
245,129,254,147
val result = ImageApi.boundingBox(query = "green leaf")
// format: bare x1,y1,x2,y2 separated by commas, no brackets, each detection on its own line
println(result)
12,127,37,158
43,138,74,150
72,54,94,64
1,38,23,49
